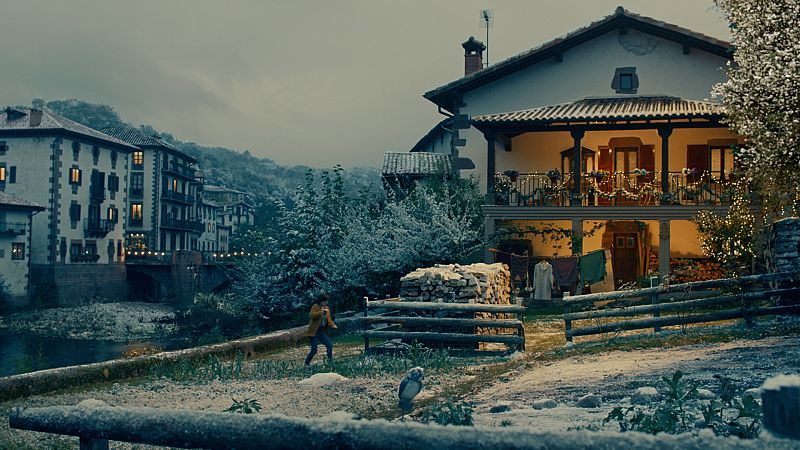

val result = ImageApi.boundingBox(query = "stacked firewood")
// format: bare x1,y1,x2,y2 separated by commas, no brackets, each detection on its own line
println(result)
670,258,726,283
399,263,511,304
399,263,514,337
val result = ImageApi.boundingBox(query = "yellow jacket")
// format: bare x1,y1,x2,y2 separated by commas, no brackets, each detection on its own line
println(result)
305,304,337,337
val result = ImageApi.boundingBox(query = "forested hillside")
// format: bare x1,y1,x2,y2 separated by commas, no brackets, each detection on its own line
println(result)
32,98,381,223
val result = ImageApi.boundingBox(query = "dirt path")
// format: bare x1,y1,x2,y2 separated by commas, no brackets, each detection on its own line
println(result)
471,335,800,430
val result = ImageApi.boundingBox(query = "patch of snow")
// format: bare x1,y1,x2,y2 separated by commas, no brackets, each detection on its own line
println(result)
761,374,800,391
696,388,716,400
298,372,349,386
631,386,661,405
507,351,526,361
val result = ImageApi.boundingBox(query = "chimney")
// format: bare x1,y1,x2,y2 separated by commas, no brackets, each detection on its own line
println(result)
462,36,486,76
29,109,43,127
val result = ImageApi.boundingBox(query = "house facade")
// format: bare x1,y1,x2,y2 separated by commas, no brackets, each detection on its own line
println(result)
0,192,44,300
101,124,203,253
420,7,739,287
0,107,136,301
198,196,231,253
202,185,255,235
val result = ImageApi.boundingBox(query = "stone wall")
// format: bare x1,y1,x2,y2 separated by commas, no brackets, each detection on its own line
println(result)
767,217,800,273
31,263,127,305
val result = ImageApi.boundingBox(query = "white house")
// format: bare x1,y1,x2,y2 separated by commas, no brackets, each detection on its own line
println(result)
0,107,137,301
0,191,44,301
417,7,739,287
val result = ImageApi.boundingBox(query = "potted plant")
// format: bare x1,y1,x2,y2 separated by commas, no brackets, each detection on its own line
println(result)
590,169,608,182
503,170,520,183
546,169,561,183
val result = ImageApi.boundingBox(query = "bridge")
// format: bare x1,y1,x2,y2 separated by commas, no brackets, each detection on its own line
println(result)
125,250,244,303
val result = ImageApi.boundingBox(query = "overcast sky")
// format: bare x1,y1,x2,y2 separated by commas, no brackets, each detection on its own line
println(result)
0,1,730,168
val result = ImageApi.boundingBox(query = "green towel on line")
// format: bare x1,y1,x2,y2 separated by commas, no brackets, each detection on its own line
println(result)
580,250,607,285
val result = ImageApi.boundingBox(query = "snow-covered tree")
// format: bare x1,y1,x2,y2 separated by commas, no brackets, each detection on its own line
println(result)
231,170,484,319
713,0,800,214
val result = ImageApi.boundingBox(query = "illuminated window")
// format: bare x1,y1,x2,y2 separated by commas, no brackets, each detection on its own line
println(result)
172,179,178,192
70,167,82,185
130,203,143,220
0,165,5,184
107,206,119,223
11,243,25,260
710,146,735,180
132,151,143,169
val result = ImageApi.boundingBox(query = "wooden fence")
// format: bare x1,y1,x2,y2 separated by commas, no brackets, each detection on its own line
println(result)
362,297,526,352
563,271,800,342
13,404,797,449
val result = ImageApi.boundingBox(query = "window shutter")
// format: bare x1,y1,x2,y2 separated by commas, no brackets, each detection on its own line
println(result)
686,145,709,182
639,145,655,182
99,171,106,191
9,166,15,183
78,169,83,185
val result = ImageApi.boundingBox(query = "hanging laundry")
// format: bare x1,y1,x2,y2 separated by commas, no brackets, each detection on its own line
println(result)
579,250,607,285
509,253,529,285
533,260,554,300
552,256,579,295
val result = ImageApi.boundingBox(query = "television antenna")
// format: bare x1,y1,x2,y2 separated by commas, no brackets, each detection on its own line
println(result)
479,9,493,67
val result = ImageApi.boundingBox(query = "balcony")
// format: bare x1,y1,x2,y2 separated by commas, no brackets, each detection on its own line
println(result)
130,188,144,199
162,162,196,179
161,215,204,233
162,189,195,205
129,217,144,227
84,218,114,237
0,222,27,235
492,172,745,207
89,185,105,201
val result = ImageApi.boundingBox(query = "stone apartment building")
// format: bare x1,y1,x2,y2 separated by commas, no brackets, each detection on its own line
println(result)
202,185,255,235
0,191,44,300
198,195,231,253
100,124,203,252
0,107,136,301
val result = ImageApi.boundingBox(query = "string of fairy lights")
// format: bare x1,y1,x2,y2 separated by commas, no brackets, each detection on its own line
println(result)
495,170,738,204
125,249,270,258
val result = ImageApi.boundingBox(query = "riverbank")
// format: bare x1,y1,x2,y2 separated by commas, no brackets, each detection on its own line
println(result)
0,302,177,342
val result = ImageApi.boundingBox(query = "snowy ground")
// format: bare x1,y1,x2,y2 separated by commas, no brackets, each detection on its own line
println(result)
470,335,800,431
1,316,799,448
0,302,177,342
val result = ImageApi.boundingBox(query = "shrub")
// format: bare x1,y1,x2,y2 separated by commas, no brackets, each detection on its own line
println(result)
420,399,474,426
224,397,262,414
30,281,59,309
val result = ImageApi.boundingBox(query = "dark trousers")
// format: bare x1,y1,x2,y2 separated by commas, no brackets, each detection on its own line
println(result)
304,329,333,365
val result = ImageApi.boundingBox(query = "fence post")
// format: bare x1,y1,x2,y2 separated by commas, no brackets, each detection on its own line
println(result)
362,296,369,353
761,379,800,439
80,437,109,450
651,293,661,333
563,301,573,343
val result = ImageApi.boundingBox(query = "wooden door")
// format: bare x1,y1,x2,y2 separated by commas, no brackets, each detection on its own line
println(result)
615,148,638,206
613,233,638,288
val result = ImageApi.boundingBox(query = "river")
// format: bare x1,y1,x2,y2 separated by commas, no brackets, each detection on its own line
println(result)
0,329,186,377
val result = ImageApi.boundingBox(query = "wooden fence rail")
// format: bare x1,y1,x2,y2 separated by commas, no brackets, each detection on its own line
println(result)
563,271,800,342
11,404,795,450
362,297,526,353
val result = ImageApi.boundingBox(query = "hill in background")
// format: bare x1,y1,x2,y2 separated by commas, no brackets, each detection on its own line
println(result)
31,98,382,225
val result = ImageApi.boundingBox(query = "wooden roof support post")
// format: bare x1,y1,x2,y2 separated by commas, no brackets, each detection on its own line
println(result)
485,130,496,205
658,126,673,204
659,219,671,285
570,127,586,206
485,217,496,263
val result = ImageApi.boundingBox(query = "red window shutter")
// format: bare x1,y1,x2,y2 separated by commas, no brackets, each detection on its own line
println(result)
639,145,655,181
686,145,709,182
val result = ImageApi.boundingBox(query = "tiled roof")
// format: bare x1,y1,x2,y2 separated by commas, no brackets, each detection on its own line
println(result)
471,96,723,126
0,191,45,211
204,185,246,194
424,7,732,108
382,152,452,176
410,118,452,153
100,124,196,163
0,107,138,150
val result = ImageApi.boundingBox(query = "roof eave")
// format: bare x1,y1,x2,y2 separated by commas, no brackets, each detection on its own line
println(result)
0,128,139,152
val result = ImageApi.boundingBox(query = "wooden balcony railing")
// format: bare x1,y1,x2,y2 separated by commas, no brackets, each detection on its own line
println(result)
493,172,746,207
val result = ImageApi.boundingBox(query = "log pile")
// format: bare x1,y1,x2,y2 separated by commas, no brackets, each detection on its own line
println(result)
670,258,726,283
399,263,511,305
399,263,516,339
